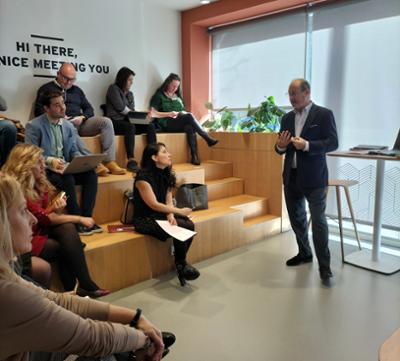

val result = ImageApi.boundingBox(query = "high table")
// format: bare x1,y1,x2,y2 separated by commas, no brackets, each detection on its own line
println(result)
328,151,400,274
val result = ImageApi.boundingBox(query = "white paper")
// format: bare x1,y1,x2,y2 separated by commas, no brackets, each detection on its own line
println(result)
156,220,197,242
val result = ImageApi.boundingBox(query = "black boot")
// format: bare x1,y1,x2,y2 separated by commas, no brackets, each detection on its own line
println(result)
176,262,200,286
186,131,201,165
198,130,218,147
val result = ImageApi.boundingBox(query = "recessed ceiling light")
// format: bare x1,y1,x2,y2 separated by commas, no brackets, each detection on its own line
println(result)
200,0,211,4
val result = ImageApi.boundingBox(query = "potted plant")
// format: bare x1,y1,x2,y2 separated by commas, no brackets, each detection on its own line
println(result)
203,96,285,133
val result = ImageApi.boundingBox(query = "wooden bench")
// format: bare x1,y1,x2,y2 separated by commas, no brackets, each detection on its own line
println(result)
73,132,283,291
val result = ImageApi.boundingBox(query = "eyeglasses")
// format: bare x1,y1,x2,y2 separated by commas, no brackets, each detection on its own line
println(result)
59,72,76,83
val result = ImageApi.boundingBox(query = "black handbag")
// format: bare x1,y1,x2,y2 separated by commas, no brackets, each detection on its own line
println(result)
121,189,134,224
175,183,208,210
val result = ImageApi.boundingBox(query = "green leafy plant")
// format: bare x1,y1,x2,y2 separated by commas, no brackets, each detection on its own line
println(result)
203,96,285,133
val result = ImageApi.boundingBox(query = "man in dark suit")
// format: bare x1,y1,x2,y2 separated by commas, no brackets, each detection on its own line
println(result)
26,90,101,235
275,79,338,284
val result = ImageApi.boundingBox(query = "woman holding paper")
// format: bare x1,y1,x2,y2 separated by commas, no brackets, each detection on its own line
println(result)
133,143,200,286
106,66,157,172
149,73,218,165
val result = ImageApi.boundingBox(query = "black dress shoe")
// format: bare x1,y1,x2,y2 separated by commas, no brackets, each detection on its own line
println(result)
286,254,313,266
320,269,333,280
190,155,200,165
162,331,176,349
127,159,140,172
76,287,111,298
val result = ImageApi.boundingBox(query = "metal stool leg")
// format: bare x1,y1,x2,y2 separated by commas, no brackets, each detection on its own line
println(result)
343,186,362,250
335,185,345,262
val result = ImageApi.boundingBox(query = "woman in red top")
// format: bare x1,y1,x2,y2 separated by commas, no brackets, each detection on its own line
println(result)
3,144,109,297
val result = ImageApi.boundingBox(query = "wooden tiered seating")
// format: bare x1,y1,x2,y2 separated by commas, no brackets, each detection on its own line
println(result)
78,132,283,292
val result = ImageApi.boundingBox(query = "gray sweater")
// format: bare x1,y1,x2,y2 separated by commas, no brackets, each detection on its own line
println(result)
106,84,135,122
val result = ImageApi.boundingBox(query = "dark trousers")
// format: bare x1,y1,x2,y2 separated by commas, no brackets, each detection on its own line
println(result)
111,118,157,159
133,216,194,265
284,169,331,273
39,223,98,291
46,169,97,217
0,120,17,166
159,113,213,158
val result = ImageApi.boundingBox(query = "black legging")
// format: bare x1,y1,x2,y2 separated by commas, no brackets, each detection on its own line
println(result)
159,113,210,139
39,223,99,292
111,118,157,159
133,215,194,265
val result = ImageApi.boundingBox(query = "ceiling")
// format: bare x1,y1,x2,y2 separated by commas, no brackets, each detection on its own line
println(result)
146,0,216,11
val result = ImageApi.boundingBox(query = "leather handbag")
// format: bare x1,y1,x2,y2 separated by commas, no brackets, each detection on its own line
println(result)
175,183,208,210
120,189,134,224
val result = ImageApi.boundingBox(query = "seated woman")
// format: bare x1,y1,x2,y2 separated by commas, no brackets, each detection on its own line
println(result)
106,67,157,172
2,144,108,297
133,143,200,286
0,173,165,361
149,73,218,165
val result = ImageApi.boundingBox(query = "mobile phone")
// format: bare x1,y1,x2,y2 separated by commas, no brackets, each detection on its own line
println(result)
58,191,66,200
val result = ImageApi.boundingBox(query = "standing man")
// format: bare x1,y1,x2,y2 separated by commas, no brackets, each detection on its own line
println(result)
34,63,126,176
26,90,101,235
275,79,338,284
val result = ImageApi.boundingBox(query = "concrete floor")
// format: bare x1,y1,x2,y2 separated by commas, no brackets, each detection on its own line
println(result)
103,231,400,361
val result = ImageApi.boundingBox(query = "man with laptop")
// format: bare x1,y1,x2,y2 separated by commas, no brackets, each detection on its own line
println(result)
34,63,126,176
26,90,102,235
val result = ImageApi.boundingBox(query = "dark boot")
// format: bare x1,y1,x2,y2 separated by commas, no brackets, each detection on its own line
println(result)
198,130,218,147
186,130,200,165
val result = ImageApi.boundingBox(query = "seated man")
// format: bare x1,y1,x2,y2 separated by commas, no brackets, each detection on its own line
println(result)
26,90,102,235
34,63,125,176
0,95,17,167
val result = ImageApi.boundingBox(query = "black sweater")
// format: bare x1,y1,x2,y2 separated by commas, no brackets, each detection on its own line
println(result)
34,81,94,119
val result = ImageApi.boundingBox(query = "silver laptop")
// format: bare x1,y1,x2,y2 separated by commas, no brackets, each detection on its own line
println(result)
368,130,400,157
63,154,106,174
127,111,151,125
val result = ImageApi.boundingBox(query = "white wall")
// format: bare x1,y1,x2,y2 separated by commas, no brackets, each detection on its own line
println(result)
0,0,181,122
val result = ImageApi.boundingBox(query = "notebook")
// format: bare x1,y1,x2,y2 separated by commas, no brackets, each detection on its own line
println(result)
62,154,106,174
368,129,400,157
127,111,151,125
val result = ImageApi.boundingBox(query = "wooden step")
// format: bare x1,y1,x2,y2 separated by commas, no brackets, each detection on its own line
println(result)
173,163,205,185
212,195,268,220
202,160,233,181
206,177,244,201
82,133,191,168
244,214,279,228
92,173,133,224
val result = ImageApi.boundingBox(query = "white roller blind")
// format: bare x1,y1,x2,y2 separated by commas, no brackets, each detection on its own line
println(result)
211,11,306,108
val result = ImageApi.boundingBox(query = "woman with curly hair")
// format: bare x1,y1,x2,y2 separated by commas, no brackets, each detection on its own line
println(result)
2,144,109,297
0,173,165,361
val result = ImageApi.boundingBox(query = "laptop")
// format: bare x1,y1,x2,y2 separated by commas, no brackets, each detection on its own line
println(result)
368,130,400,157
62,154,106,174
127,111,151,125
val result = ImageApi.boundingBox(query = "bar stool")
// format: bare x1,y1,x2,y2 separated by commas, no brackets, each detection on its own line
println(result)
309,179,362,262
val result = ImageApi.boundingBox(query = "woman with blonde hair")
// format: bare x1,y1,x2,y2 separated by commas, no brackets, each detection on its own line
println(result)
0,173,165,361
2,144,108,297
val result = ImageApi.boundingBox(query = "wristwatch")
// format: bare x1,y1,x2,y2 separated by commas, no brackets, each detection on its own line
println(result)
130,308,142,328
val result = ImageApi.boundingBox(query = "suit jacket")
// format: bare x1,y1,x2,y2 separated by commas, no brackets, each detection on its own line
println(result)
275,103,338,189
25,114,80,162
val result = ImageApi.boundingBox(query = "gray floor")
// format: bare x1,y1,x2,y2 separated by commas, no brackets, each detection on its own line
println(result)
104,231,400,361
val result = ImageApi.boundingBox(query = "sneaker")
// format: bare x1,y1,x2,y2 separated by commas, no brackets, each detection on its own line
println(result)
104,161,126,175
76,224,94,236
127,159,140,173
96,163,110,177
90,224,103,234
